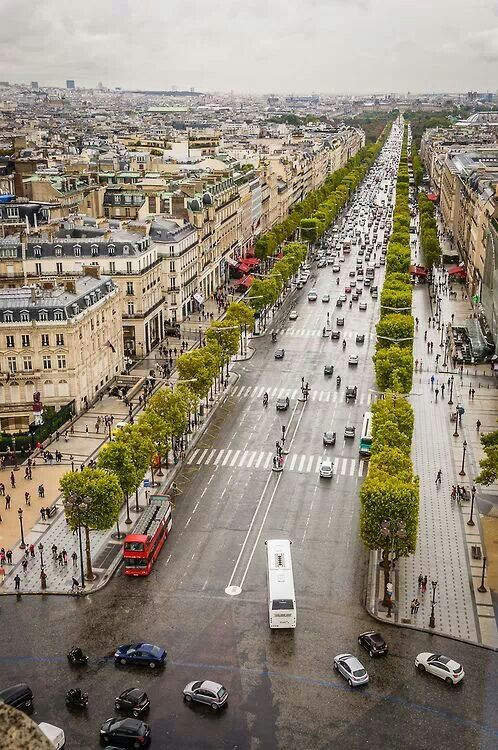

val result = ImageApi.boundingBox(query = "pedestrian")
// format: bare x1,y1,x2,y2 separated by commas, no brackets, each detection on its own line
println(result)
57,552,63,567
418,573,423,589
6,549,12,564
25,491,31,506
451,485,456,502
71,577,79,592
435,387,439,402
0,482,4,496
476,419,481,432
430,341,434,353
430,374,435,389
71,551,77,567
38,484,45,498
14,574,21,590
5,494,11,510
10,471,15,488
414,598,420,614
70,424,74,435
410,598,417,615
62,548,67,565
85,424,89,434
51,544,57,559
424,330,427,341
427,341,430,354
29,543,35,558
21,558,28,573
471,388,475,400
421,577,427,593
40,507,46,521
441,383,445,398
24,467,30,479
0,548,4,566
436,469,442,485
468,386,472,398
415,317,419,329
95,421,100,434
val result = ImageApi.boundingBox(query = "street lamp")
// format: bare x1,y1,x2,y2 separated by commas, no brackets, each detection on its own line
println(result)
478,556,487,593
17,507,26,549
428,580,438,628
448,375,454,405
467,486,476,526
38,542,44,569
459,440,467,476
64,494,89,587
12,435,18,470
198,325,203,347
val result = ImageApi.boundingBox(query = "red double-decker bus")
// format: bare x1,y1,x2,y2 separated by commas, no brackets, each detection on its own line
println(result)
123,495,172,576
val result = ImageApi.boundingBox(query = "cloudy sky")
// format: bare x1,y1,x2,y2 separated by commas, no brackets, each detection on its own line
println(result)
1,0,497,93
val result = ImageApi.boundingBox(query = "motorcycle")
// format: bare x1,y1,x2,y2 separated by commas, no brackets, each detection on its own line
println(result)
342,340,346,350
263,394,269,407
65,688,88,709
67,647,88,666
336,376,341,388
271,332,277,343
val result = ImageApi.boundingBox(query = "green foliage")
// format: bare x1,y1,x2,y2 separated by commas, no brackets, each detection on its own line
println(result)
360,475,419,556
372,394,414,444
376,313,414,349
205,319,240,359
373,347,413,394
147,388,189,438
225,301,255,330
60,468,123,530
369,446,414,483
114,424,154,481
137,410,169,459
380,286,412,317
176,348,219,399
418,193,441,268
97,442,139,498
475,429,498,485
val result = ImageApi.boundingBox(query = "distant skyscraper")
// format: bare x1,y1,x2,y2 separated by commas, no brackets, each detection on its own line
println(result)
66,79,75,89
31,81,39,90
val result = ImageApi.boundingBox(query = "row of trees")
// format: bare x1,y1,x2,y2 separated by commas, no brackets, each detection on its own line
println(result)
254,128,393,262
60,300,256,582
418,193,442,268
247,242,307,316
360,121,420,605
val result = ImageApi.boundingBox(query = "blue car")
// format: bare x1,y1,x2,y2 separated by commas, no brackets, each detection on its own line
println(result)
114,643,167,669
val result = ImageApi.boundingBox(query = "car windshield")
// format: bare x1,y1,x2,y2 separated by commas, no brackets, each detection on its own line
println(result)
192,681,203,690
147,645,162,657
217,687,227,698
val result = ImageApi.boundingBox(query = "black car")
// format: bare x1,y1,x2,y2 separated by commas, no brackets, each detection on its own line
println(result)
115,688,150,717
0,683,33,710
358,631,388,657
100,717,150,747
274,348,285,359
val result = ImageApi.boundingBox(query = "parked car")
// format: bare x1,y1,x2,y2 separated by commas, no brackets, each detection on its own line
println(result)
323,431,336,446
333,654,369,687
100,717,151,748
319,458,334,478
274,348,285,360
183,680,229,710
38,723,65,750
115,688,150,717
358,631,388,657
414,653,464,685
0,683,33,710
114,643,166,669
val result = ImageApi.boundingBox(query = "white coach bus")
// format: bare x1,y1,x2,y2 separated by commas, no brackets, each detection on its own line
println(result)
265,539,296,629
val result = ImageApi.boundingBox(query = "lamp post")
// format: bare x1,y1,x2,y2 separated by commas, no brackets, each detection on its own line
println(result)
12,435,18,470
459,439,467,476
467,487,476,526
38,542,44,569
478,557,487,593
440,322,444,347
448,375,454,405
18,507,26,549
281,424,289,455
64,495,89,586
428,579,438,629
198,325,203,347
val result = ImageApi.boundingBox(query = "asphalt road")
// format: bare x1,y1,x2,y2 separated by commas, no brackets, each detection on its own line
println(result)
1,126,497,750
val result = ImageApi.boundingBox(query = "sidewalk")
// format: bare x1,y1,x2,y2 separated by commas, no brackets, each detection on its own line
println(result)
0,282,260,596
368,208,498,648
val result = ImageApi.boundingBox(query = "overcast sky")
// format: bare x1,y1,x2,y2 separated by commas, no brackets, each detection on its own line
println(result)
1,0,497,93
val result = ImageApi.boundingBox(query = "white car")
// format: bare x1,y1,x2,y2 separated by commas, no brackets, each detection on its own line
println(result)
289,310,299,320
319,457,334,478
322,294,330,303
348,355,359,366
307,291,318,302
359,302,368,311
333,653,369,687
415,653,464,685
38,723,66,750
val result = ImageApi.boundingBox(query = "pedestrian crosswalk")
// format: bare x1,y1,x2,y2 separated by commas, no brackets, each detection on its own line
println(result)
276,327,371,340
229,384,376,405
187,447,367,478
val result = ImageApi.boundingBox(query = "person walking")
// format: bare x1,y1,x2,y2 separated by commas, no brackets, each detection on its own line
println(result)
436,469,442,485
435,387,439,402
410,598,417,615
38,484,45,498
24,491,31,506
29,543,35,558
40,507,46,521
418,573,423,590
471,388,475,400
21,558,28,574
51,544,58,560
5,494,11,510
10,471,16,489
57,552,64,567
14,574,21,590
6,549,12,565
421,577,427,594
476,419,481,432
430,374,435,389
71,577,80,592
451,485,457,502
441,383,445,398
0,482,4,496
414,598,420,614
71,551,77,567
62,548,68,565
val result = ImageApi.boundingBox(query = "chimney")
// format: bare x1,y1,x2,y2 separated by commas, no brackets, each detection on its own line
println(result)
82,265,100,279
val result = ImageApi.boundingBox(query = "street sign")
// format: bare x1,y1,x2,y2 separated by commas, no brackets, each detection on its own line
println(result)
143,479,151,487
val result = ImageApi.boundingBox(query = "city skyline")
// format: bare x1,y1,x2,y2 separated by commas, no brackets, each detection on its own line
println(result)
1,0,497,93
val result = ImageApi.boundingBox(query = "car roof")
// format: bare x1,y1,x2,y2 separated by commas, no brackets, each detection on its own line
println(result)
200,680,223,691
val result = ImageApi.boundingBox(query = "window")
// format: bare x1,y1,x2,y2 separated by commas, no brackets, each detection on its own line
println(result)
74,246,81,257
21,334,30,347
20,311,29,322
55,246,62,256
127,302,135,315
56,262,63,275
42,355,52,370
57,355,66,370
22,356,32,371
126,282,134,296
3,312,13,323
91,245,99,257
169,260,176,272
54,310,63,321
56,333,64,346
126,261,132,273
41,334,49,347
6,335,14,348
109,261,116,274
7,356,17,373
108,244,115,255
38,310,48,322
35,262,42,275
34,246,42,257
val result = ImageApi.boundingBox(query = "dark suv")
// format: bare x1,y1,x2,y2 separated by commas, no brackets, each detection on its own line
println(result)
0,683,33,710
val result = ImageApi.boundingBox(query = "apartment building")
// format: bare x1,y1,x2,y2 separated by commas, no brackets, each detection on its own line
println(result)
150,217,198,322
0,272,122,431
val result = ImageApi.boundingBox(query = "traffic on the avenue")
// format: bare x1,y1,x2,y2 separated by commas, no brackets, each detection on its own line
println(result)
1,122,496,750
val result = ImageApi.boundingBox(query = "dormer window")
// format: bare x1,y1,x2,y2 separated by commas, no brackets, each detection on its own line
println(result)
91,244,99,257
53,309,64,321
90,292,96,303
20,310,29,323
108,244,115,256
38,310,48,322
123,245,129,252
4,311,13,323
72,303,79,315
55,245,62,256
84,295,90,306
34,245,42,258
74,245,81,257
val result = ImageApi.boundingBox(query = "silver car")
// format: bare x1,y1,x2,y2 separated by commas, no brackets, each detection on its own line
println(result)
333,653,369,687
183,680,229,709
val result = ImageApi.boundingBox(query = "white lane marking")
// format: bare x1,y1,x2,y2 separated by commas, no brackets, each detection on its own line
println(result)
306,455,314,473
230,450,240,467
189,449,200,464
246,451,256,468
298,455,306,472
289,454,297,471
264,452,273,468
359,460,365,476
185,517,191,528
290,389,298,399
315,456,321,473
214,450,224,465
341,458,348,475
222,450,233,466
325,392,330,402
255,452,264,468
349,459,356,476
205,449,217,465
196,449,208,464
238,451,248,468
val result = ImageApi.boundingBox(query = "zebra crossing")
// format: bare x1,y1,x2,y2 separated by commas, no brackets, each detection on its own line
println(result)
187,447,368,478
229,384,376,405
276,327,371,340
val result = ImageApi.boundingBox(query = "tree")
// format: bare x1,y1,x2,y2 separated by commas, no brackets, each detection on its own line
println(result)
114,423,155,507
376,313,414,349
374,347,413,394
60,468,122,581
147,388,189,464
225,301,255,331
177,349,217,400
205,320,240,362
380,287,412,318
97,441,139,523
137,410,169,481
369,446,414,483
475,429,498,485
372,395,414,443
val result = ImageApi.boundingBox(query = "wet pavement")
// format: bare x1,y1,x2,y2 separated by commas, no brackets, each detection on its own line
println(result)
0,130,497,750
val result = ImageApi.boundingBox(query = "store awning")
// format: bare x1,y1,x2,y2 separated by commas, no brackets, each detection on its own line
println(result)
236,274,254,290
409,264,428,277
427,192,439,202
448,265,466,278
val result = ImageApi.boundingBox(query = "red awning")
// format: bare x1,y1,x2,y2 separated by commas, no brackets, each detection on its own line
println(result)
409,265,428,277
237,274,254,289
244,257,260,268
427,192,439,202
237,262,251,273
448,265,466,278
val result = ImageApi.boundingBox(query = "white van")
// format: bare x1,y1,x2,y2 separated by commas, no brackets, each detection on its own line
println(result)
38,723,66,749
